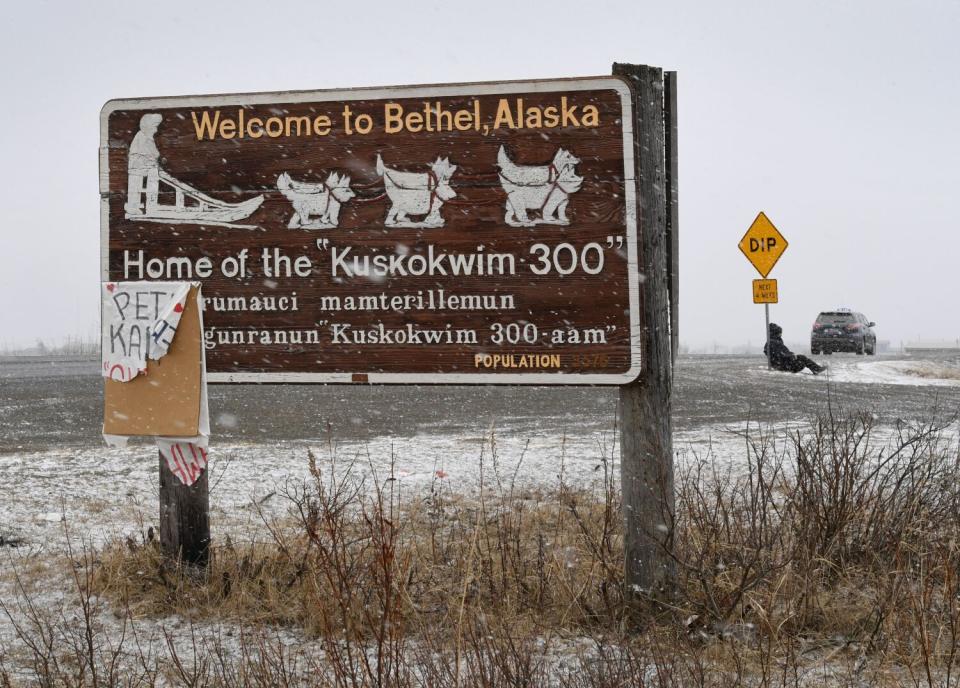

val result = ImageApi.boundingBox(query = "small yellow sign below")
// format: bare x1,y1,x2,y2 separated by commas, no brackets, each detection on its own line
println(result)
753,278,778,304
739,212,788,278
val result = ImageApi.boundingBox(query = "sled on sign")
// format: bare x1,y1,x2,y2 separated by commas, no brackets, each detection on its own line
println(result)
124,112,264,228
125,170,264,227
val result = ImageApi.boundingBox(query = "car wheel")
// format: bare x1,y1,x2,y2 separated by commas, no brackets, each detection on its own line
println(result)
856,338,865,355
811,347,821,355
824,350,832,355
867,340,876,355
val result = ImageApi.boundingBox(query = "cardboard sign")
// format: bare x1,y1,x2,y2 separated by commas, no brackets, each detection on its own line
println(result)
103,285,203,436
100,77,641,384
739,212,788,278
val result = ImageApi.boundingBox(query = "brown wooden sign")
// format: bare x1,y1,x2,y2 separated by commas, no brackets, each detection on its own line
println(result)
100,77,641,384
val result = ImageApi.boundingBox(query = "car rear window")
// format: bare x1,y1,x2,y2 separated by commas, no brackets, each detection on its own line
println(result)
817,312,855,324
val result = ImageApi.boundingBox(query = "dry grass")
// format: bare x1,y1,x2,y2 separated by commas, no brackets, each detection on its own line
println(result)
901,363,960,382
95,443,627,638
3,408,960,686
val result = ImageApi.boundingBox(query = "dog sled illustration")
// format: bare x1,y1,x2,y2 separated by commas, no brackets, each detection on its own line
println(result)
124,113,264,228
122,119,587,231
277,171,356,229
376,154,458,228
496,146,583,227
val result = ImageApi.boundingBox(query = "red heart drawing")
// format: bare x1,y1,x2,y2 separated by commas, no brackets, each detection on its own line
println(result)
174,303,183,313
106,283,116,292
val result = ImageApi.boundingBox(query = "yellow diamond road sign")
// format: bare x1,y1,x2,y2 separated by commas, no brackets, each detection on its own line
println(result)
739,212,788,278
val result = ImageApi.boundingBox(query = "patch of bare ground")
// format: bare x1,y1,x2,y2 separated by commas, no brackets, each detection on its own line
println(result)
3,409,960,686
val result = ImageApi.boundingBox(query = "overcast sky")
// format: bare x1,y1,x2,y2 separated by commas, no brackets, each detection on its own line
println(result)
1,0,957,350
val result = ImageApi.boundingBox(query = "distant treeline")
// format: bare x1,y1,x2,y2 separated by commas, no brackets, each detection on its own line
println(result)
1,335,99,357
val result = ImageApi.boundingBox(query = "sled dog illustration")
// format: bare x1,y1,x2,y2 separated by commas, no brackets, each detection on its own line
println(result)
277,171,355,229
496,146,583,227
376,154,457,228
124,113,264,227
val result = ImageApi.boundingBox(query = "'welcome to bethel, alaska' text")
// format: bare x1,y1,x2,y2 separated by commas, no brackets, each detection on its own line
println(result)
190,97,600,140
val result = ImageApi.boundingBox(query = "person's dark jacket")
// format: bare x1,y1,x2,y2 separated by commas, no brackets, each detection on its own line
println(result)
763,324,798,372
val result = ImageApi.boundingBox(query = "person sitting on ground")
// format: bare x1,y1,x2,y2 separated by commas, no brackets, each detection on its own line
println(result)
764,323,827,375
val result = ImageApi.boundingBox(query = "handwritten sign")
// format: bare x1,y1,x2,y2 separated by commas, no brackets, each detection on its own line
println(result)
101,281,191,382
100,78,641,384
102,283,205,438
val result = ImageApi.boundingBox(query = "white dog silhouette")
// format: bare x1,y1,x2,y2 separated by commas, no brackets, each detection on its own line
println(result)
497,146,583,227
376,154,457,228
277,171,355,229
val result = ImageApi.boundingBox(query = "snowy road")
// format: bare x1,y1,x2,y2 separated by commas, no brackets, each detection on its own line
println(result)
3,352,959,451
1,352,959,551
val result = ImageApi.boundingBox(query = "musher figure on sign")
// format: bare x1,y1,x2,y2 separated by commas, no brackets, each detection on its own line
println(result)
124,113,163,216
764,323,827,375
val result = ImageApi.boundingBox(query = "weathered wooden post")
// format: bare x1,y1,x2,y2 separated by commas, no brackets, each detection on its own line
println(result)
159,453,210,567
665,71,679,366
613,63,676,600
101,279,211,569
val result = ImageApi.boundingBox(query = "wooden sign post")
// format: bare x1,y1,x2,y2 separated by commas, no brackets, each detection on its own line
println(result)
159,457,210,567
613,64,678,601
101,67,677,586
102,283,211,566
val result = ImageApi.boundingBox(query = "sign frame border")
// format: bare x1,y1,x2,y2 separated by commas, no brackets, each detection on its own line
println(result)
100,76,641,385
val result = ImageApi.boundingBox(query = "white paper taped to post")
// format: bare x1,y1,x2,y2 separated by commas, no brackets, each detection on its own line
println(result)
101,281,211,486
101,281,191,382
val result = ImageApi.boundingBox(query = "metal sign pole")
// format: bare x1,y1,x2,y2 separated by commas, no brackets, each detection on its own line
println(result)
765,303,771,369
740,213,787,372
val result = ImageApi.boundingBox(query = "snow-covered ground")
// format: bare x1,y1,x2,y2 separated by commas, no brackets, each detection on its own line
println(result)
2,352,959,553
2,353,960,682
0,422,763,553
749,355,960,386
822,357,960,386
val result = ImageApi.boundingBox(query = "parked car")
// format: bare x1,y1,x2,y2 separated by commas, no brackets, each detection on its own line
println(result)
811,309,877,355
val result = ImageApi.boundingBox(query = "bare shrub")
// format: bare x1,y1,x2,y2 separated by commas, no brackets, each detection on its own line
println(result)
3,410,960,685
0,520,159,687
669,406,960,680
